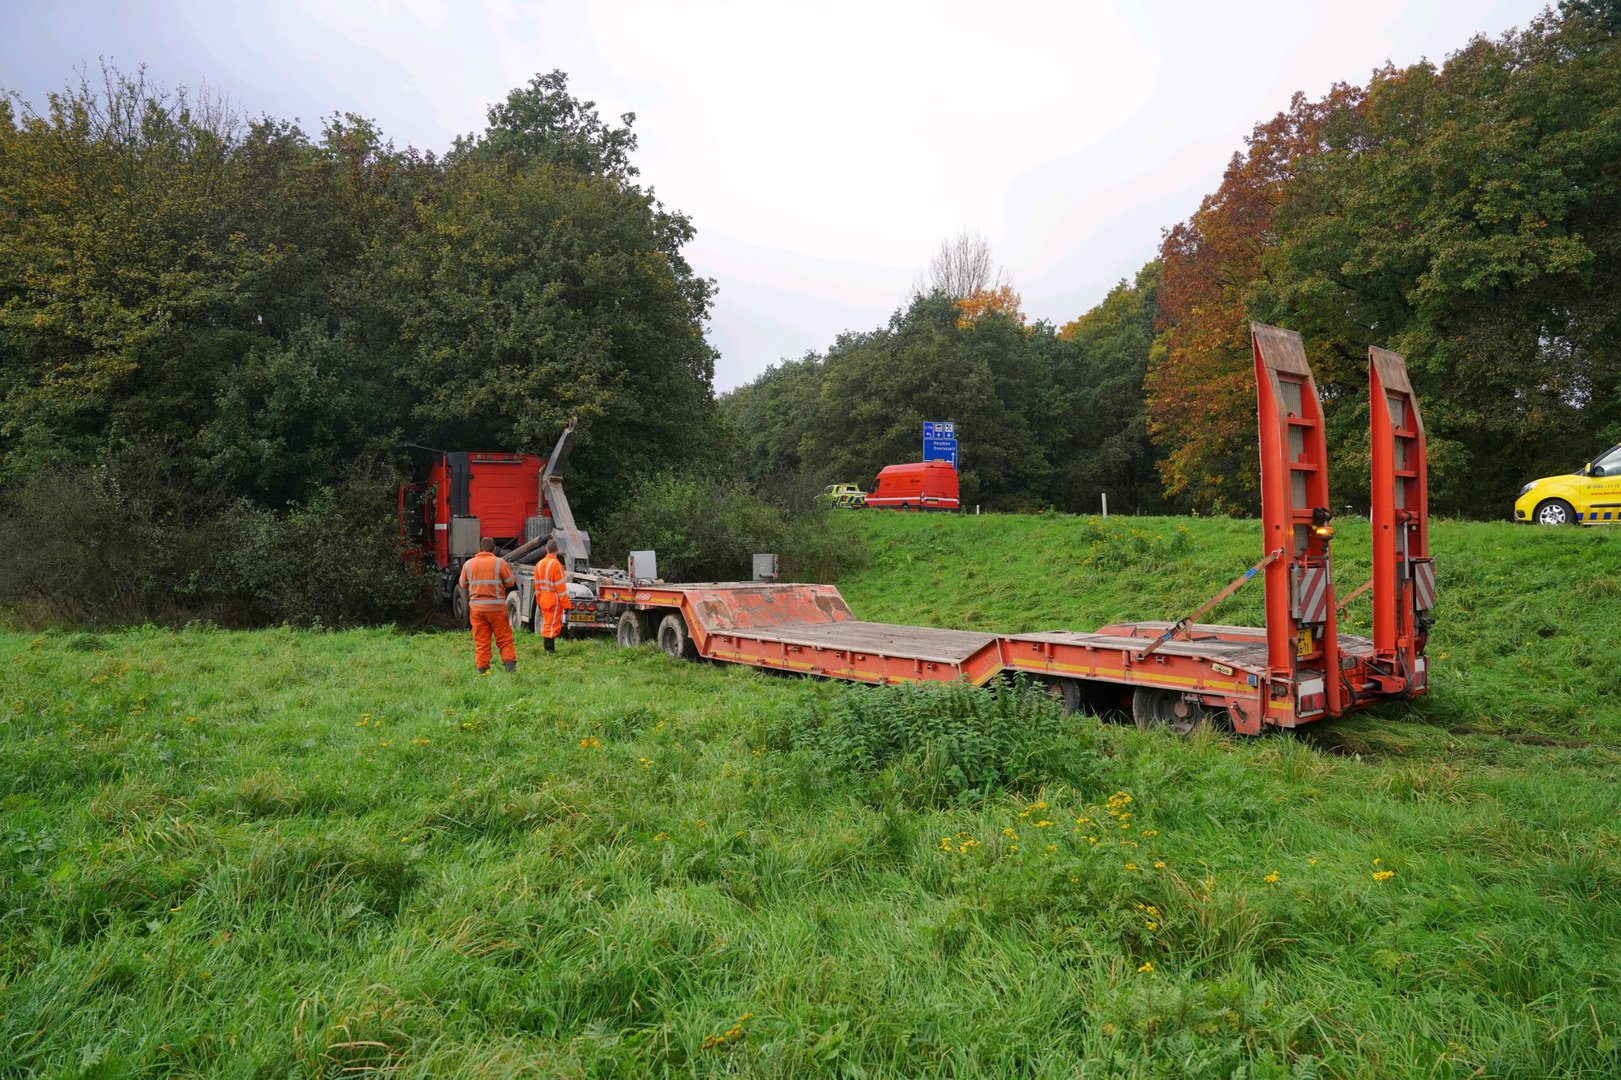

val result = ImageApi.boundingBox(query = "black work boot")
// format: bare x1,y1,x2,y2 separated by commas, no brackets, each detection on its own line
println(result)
503,660,517,673
476,666,489,675
543,637,555,654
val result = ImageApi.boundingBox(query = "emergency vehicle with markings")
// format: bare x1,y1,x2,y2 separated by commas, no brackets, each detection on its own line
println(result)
1513,443,1621,525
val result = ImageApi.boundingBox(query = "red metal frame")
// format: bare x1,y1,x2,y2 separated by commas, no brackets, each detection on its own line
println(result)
1368,346,1432,695
1252,323,1340,722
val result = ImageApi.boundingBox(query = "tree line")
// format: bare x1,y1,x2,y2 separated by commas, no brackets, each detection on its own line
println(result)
720,258,1165,515
724,3,1621,518
0,66,718,513
2,3,1616,622
0,67,723,624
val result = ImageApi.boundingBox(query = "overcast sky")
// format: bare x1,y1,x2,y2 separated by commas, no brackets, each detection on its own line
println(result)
4,0,1553,390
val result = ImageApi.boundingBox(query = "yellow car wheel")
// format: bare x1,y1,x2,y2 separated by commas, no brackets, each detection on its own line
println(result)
1534,498,1576,526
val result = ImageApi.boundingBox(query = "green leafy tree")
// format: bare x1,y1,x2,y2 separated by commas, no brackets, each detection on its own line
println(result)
454,70,640,179
719,353,827,490
1256,11,1621,511
0,66,254,481
1055,262,1167,514
362,74,716,513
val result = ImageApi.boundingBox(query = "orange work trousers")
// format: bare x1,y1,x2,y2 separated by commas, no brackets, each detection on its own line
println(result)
470,606,516,668
538,595,569,638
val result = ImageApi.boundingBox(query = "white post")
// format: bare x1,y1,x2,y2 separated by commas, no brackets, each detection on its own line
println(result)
975,505,980,515
1101,492,1109,518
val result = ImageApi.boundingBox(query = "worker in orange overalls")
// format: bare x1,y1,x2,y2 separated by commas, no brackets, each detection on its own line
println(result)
535,538,572,654
457,537,518,673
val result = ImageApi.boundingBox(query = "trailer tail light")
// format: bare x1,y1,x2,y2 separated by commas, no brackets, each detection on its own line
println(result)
1297,677,1326,717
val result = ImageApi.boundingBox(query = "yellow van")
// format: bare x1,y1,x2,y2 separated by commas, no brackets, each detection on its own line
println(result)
1514,443,1621,525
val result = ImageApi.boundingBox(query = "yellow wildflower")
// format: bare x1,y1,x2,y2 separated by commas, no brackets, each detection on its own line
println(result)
1264,871,1280,884
1137,961,1153,973
1372,870,1395,882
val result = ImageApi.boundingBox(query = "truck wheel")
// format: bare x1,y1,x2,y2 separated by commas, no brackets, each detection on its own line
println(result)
617,610,651,648
657,613,697,660
1132,688,1207,734
507,594,525,634
451,589,470,628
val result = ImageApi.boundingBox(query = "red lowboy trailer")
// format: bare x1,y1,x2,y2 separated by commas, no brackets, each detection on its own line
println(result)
599,324,1435,734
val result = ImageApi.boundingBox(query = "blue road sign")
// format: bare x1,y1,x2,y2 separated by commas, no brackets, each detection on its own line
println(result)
923,420,957,467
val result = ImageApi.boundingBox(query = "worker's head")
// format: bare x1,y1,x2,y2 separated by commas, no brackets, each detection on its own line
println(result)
545,539,558,556
480,537,496,552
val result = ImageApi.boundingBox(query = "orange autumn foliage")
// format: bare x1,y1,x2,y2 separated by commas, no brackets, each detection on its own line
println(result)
1147,85,1363,513
956,284,1026,329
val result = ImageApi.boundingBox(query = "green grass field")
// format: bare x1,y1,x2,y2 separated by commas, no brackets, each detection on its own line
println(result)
3,513,1618,1078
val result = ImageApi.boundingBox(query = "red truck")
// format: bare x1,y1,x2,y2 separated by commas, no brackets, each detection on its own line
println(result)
398,423,619,632
865,461,960,511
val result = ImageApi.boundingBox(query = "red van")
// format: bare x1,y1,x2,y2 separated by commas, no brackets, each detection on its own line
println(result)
866,461,960,511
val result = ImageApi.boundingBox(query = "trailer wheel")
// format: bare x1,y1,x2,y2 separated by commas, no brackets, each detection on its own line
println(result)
1132,688,1207,734
1042,677,1084,714
616,610,651,648
657,612,697,661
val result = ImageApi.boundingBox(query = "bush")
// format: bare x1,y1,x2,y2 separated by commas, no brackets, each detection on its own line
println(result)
593,469,866,583
0,450,220,625
0,452,427,628
764,679,1094,806
199,464,430,627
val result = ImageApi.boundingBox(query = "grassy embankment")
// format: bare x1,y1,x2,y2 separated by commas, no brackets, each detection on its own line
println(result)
2,512,1618,1077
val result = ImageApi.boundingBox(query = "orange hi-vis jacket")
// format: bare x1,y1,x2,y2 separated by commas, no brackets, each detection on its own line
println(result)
535,552,571,638
458,551,516,609
535,553,571,612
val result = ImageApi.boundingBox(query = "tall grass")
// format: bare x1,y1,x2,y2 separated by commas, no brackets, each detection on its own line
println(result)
1,513,1617,1076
